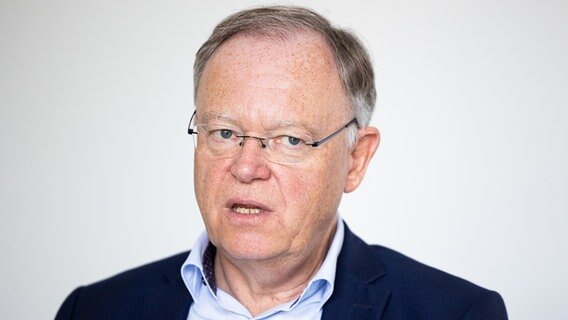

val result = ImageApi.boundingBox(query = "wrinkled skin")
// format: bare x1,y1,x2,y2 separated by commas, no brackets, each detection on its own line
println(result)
193,31,380,315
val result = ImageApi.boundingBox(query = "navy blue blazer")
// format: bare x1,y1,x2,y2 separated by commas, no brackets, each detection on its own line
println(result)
55,224,508,319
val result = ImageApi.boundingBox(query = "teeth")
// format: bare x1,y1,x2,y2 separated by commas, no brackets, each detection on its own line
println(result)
233,206,263,214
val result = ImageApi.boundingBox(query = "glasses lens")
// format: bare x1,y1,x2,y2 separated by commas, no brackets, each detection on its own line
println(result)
264,134,312,164
190,125,315,164
193,124,242,158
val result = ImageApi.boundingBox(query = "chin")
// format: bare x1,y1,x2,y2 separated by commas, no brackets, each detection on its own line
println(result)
217,234,286,262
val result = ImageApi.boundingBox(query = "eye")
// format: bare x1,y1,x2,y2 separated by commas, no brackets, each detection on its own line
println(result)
205,126,242,145
219,129,233,139
209,128,235,140
285,136,302,146
276,135,306,148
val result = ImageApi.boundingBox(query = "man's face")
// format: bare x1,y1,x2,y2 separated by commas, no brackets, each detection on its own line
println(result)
194,32,355,263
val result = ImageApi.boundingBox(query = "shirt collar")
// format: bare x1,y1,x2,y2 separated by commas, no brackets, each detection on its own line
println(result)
180,216,345,311
180,230,215,301
305,217,344,288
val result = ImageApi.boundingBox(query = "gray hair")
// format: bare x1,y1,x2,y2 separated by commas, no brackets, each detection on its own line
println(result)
194,6,376,143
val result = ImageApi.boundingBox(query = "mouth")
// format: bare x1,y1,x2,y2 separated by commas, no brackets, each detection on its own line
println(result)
233,205,264,215
228,199,270,215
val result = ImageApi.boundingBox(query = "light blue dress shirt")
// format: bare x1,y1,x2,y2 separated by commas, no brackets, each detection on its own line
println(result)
180,218,345,320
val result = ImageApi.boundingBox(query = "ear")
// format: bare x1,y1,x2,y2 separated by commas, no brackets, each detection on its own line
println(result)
344,126,380,193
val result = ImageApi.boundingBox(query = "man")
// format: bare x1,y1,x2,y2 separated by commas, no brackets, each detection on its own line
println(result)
56,6,508,319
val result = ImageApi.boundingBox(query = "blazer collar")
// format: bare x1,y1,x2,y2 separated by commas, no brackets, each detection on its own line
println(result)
139,258,194,320
136,223,389,320
322,223,391,320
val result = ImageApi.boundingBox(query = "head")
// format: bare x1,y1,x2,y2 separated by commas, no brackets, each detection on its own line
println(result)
191,6,380,264
194,6,376,143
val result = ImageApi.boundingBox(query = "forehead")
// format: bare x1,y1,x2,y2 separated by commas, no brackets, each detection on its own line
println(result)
196,31,350,128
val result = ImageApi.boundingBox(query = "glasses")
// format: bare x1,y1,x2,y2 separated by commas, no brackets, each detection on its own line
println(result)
187,111,358,164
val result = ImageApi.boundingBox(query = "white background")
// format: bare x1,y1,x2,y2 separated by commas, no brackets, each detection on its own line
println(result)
1,0,566,319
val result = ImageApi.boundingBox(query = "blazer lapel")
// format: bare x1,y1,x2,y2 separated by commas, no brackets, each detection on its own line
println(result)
139,266,193,320
135,224,390,320
322,223,391,320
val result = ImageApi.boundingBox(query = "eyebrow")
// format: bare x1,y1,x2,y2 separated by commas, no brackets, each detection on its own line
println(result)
197,111,319,136
269,120,319,136
198,111,238,124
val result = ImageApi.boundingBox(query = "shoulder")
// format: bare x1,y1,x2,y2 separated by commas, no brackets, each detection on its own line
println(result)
337,226,507,319
55,251,190,320
375,245,507,318
371,244,493,295
82,250,188,294
372,245,507,319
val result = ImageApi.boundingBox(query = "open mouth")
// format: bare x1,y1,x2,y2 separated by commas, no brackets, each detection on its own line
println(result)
232,205,264,215
228,199,270,215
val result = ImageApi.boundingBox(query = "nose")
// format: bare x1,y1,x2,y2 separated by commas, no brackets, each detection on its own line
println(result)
238,136,267,149
230,137,272,183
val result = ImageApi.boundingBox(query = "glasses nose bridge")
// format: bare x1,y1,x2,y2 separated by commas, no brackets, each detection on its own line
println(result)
238,135,267,149
232,134,273,164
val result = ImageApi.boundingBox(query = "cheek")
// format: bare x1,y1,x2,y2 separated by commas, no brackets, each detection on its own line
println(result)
281,154,347,217
310,151,351,208
194,156,228,209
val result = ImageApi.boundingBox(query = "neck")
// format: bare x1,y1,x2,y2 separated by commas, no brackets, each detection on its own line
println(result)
213,224,337,317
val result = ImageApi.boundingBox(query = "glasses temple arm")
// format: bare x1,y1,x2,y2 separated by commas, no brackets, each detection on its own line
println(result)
187,110,197,134
309,118,358,147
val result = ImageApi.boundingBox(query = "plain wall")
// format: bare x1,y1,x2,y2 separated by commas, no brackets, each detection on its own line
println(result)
1,0,566,319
